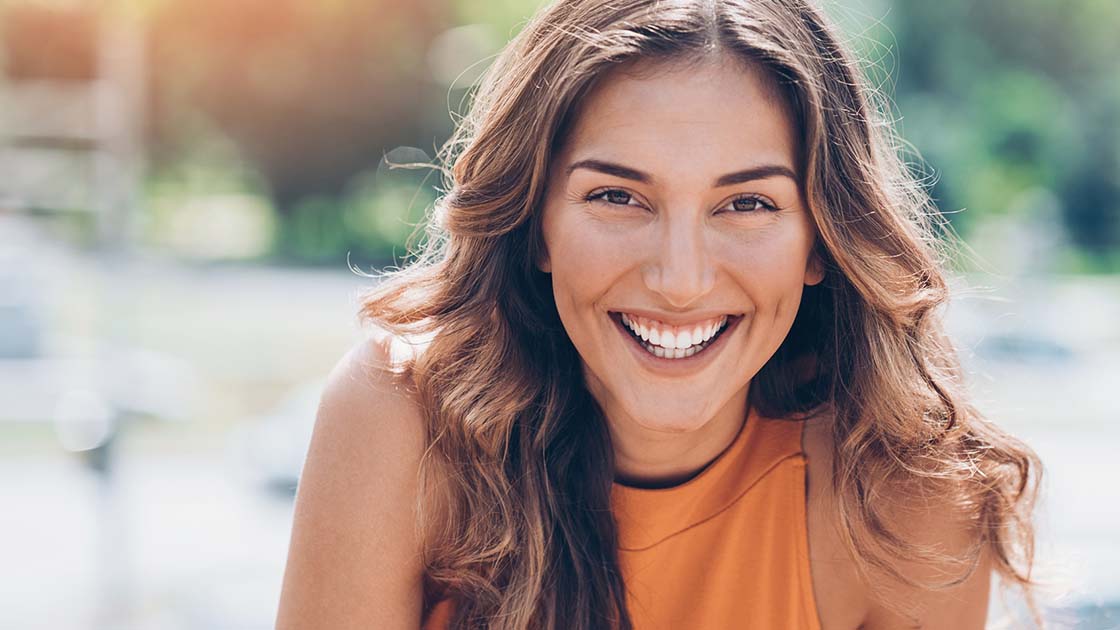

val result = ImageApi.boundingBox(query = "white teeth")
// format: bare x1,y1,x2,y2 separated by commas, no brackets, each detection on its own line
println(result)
618,312,732,359
624,316,638,337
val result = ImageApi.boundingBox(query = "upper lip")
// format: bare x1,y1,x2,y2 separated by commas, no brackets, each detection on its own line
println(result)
609,308,741,327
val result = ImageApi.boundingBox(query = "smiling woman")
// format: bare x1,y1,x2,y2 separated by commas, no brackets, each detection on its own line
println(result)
276,1,1044,629
537,58,825,487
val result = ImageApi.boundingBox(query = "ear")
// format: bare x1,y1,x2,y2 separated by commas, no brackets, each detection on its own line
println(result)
535,245,551,274
804,248,825,286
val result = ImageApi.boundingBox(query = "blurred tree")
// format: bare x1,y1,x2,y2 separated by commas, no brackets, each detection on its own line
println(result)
11,0,1110,266
146,0,453,260
870,0,1120,259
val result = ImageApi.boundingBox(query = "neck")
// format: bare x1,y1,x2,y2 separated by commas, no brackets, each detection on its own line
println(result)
605,384,751,489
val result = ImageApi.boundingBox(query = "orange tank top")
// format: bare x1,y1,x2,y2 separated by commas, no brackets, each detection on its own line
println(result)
421,404,823,629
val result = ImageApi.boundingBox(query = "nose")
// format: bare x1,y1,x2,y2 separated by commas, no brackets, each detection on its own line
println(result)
642,218,716,308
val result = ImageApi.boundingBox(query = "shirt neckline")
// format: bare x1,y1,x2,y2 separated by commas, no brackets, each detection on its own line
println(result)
609,403,807,551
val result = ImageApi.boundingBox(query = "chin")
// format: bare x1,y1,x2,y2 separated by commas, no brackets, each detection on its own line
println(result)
626,406,712,434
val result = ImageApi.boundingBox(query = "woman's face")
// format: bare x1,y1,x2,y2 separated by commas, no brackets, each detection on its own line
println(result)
538,55,824,435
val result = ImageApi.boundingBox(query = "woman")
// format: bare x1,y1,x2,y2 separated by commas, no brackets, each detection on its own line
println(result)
277,1,1043,628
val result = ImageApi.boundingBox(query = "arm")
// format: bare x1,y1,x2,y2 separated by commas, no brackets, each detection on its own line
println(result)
276,336,430,629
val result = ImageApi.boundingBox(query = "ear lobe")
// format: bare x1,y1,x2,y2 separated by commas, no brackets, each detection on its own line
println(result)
535,248,551,274
804,251,825,286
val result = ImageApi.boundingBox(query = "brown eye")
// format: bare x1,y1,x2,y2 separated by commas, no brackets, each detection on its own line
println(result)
586,188,641,208
728,195,779,213
606,190,632,204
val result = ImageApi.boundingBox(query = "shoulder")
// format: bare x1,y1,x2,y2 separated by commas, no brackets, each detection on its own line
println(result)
801,406,873,629
276,332,431,630
801,407,992,630
310,332,428,473
860,477,993,629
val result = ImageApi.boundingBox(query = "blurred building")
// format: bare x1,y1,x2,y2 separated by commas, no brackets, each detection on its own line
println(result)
0,4,144,250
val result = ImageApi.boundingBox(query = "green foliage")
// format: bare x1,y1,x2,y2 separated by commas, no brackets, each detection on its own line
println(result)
269,168,438,266
449,0,547,42
847,0,1120,267
119,0,1119,268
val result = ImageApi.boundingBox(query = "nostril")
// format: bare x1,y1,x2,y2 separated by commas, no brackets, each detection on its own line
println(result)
642,262,717,309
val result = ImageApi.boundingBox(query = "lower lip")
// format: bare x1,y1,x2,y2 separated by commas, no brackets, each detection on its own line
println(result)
609,312,743,376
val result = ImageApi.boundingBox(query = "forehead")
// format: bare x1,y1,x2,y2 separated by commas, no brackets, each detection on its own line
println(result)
557,56,798,177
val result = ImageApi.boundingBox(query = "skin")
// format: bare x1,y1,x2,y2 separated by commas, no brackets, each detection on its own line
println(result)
538,54,823,488
278,50,992,630
535,54,993,628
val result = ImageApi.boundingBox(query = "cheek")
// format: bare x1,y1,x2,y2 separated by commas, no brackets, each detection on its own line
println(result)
541,221,595,332
714,225,814,302
545,214,636,289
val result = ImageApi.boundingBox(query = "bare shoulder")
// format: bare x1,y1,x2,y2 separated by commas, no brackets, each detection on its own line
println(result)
801,407,992,630
801,406,872,630
276,332,431,630
860,473,993,629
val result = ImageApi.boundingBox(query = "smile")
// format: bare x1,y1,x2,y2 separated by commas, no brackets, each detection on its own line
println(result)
609,311,739,360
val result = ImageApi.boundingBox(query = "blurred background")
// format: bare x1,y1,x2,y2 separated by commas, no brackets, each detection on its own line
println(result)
0,0,1116,628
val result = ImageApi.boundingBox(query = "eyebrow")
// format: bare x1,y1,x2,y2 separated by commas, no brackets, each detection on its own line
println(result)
565,158,798,187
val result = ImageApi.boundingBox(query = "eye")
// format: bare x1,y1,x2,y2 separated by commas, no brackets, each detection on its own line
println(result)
585,188,645,209
724,194,780,214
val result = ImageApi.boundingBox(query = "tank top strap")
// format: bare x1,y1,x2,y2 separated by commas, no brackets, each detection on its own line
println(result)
610,404,807,551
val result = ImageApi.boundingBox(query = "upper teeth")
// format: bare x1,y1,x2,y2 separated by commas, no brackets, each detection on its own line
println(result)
619,313,729,350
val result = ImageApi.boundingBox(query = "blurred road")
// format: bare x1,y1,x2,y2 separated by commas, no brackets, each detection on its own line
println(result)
0,449,293,630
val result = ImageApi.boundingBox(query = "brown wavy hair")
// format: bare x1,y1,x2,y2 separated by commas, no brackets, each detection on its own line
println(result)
358,0,1044,627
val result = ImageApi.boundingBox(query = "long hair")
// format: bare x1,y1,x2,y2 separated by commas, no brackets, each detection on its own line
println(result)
358,0,1043,627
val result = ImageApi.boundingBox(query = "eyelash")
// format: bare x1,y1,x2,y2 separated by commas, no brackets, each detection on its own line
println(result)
583,188,781,214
